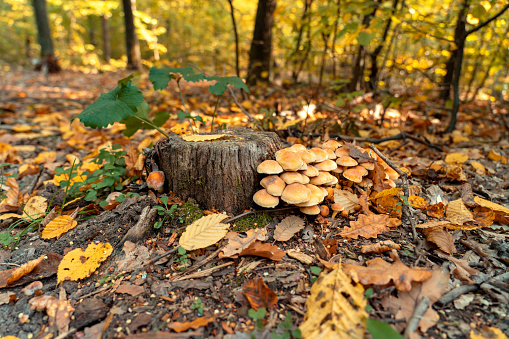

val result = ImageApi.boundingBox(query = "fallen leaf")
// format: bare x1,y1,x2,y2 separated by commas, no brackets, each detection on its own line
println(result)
286,249,314,265
237,240,285,261
339,213,390,240
179,214,230,251
333,189,360,213
167,316,215,332
0,176,19,213
41,215,78,239
22,196,47,219
470,161,485,175
470,206,495,228
273,215,305,241
116,284,144,297
361,240,401,254
427,202,446,218
447,257,480,285
446,199,474,225
0,291,16,305
57,242,113,283
374,195,402,217
0,254,45,288
219,228,267,258
299,265,368,338
445,152,468,164
422,227,457,254
408,195,428,209
242,278,278,310
473,196,509,215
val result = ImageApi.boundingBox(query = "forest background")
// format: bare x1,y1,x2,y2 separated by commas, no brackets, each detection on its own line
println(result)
0,0,508,134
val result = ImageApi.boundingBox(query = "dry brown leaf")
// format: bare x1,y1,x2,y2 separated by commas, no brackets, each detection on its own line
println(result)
273,215,305,241
445,152,468,164
374,195,402,217
427,202,446,218
237,240,285,261
179,214,230,251
57,242,113,283
0,291,16,305
40,207,57,228
409,195,428,209
286,249,314,265
415,220,450,229
41,215,78,239
242,278,278,311
470,206,495,228
333,189,359,213
219,228,267,258
115,284,144,296
380,268,449,333
0,176,19,213
447,257,480,284
299,265,367,338
167,316,215,332
343,252,432,292
422,227,457,254
360,240,401,254
339,213,390,240
446,199,474,225
444,164,467,181
18,163,40,178
0,254,45,288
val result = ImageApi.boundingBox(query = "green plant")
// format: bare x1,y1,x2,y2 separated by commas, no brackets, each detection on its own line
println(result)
248,307,267,331
366,318,403,339
73,68,250,137
310,266,322,284
98,273,124,285
191,297,204,315
177,246,189,270
154,196,178,229
272,313,302,339
0,215,42,248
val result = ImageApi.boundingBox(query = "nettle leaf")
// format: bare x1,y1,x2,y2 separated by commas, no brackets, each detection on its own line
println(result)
149,67,205,90
121,101,170,137
73,76,143,128
206,75,249,95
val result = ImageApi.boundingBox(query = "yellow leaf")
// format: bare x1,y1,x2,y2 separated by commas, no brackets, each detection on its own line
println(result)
474,196,509,215
179,214,230,251
33,151,57,164
182,134,235,142
23,196,47,219
170,123,189,135
57,242,112,283
452,134,470,143
0,213,24,220
488,149,502,162
299,266,367,338
374,188,403,199
408,195,428,209
12,125,33,133
446,199,474,225
41,215,78,239
445,152,468,164
470,161,485,175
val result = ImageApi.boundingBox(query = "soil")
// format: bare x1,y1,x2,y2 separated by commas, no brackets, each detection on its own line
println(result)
0,70,508,339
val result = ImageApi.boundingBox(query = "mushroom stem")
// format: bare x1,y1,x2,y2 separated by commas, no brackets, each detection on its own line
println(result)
331,211,338,218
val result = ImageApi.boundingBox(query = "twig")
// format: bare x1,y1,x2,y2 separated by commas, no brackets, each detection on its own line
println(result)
143,247,179,267
369,144,418,242
172,262,234,281
404,296,430,338
54,328,76,339
171,247,222,280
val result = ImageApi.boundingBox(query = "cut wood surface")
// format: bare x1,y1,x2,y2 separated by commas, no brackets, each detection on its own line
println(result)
155,128,281,213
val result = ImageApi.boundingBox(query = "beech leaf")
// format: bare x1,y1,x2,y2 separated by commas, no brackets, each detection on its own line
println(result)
273,215,305,241
57,242,113,283
179,214,230,251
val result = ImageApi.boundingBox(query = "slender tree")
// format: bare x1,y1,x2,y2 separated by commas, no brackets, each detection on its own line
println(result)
247,0,277,85
31,0,60,72
122,0,142,70
102,13,111,62
227,0,240,78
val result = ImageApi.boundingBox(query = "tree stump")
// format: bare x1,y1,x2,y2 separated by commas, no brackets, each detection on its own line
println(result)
154,128,281,214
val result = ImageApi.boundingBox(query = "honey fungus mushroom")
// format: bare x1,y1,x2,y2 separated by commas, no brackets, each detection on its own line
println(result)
253,189,279,208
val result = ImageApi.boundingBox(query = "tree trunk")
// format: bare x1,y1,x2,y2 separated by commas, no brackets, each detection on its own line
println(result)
247,0,277,85
291,0,313,83
331,0,340,80
32,0,60,73
122,0,141,70
227,0,240,78
153,128,282,214
102,14,111,62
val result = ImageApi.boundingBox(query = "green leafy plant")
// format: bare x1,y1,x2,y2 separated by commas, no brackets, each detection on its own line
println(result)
191,297,204,315
177,246,189,270
366,318,403,339
272,313,302,339
248,307,267,331
154,196,178,229
73,68,250,137
310,266,322,284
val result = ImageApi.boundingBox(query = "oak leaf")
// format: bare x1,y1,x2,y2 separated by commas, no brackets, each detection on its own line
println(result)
299,265,367,338
219,228,267,258
41,215,78,239
242,278,278,310
422,227,457,254
273,216,305,241
167,316,215,332
343,252,432,292
446,199,474,225
339,213,390,240
57,242,113,283
179,214,230,251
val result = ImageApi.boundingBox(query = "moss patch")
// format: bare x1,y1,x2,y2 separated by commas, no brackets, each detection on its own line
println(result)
232,212,273,232
175,201,204,225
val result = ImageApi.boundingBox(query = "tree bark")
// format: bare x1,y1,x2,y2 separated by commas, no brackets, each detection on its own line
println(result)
102,14,111,62
227,0,240,78
122,0,142,70
31,0,60,73
153,128,282,214
247,0,277,85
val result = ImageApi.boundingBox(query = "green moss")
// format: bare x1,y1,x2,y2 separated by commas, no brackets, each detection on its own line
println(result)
232,212,272,232
176,201,204,225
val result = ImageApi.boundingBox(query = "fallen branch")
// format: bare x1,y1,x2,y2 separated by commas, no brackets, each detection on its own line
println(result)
369,144,418,242
403,296,430,338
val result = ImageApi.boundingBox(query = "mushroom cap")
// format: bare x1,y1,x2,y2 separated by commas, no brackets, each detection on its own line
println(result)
324,175,338,186
321,140,341,150
309,147,328,162
253,189,279,208
288,144,307,152
305,183,325,203
281,183,311,204
331,167,344,174
319,205,330,217
361,162,375,171
301,174,310,184
383,178,397,188
314,159,338,171
276,151,304,171
343,166,367,183
274,148,293,158
309,171,331,186
296,195,320,207
280,172,306,184
325,148,337,160
331,203,344,212
336,156,358,167
359,177,374,188
257,160,283,174
320,186,328,198
384,166,399,180
299,165,319,177
260,175,286,196
335,147,350,158
298,162,308,170
296,150,317,164
377,157,389,169
147,170,165,192
300,205,320,215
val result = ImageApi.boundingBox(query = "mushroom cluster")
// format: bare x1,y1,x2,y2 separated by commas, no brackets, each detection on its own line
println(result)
253,140,400,216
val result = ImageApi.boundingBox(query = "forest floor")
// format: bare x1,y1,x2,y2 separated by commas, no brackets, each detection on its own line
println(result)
0,69,508,339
